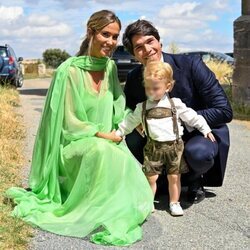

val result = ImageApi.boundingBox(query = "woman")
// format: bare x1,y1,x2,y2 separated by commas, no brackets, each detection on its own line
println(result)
6,10,153,246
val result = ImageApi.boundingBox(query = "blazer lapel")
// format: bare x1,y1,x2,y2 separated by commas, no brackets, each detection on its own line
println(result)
162,52,182,98
162,52,181,75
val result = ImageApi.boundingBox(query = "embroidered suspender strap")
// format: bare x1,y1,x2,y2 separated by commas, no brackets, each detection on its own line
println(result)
141,100,146,125
142,101,151,140
167,95,180,141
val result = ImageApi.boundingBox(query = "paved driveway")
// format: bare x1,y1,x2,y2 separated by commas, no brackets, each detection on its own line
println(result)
18,79,249,250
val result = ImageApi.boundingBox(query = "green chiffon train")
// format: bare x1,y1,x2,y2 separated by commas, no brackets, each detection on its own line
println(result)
6,56,153,246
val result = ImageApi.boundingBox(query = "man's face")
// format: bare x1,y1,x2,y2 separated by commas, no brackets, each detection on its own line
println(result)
131,35,162,65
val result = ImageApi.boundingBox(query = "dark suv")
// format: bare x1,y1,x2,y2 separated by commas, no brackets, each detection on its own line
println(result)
178,51,234,66
0,44,23,87
112,45,140,82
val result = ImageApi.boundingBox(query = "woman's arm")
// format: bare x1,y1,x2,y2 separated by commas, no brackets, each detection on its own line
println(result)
63,67,100,141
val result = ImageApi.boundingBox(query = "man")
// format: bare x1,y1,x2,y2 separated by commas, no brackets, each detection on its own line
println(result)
122,20,233,204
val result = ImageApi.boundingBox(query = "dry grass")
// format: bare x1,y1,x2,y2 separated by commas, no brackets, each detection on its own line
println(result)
205,60,233,85
0,85,33,249
234,120,250,130
205,60,250,120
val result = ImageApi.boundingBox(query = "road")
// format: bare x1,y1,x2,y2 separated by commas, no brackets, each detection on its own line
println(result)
18,79,249,250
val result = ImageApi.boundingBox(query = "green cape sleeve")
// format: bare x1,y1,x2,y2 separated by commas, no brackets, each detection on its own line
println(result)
29,61,99,195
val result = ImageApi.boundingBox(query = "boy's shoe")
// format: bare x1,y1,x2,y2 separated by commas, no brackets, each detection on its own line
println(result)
169,202,184,216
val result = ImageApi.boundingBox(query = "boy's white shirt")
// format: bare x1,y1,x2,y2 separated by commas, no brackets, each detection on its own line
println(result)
116,93,211,141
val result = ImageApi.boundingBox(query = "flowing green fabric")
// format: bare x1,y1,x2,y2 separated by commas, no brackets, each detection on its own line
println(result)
6,56,153,246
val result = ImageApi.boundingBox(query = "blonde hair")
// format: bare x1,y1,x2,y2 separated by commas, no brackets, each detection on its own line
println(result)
143,61,175,91
77,10,121,56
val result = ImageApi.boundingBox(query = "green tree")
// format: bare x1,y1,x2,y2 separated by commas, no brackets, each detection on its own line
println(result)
167,42,180,54
42,48,71,68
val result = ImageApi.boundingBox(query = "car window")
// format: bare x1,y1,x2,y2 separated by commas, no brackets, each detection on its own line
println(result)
9,47,17,60
213,53,222,60
113,46,131,56
0,48,7,57
202,54,211,62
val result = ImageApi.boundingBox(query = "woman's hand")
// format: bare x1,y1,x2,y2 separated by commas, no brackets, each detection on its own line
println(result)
205,132,216,142
95,130,122,142
106,130,123,142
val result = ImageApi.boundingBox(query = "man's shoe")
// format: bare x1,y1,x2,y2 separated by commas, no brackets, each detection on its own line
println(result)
187,187,205,204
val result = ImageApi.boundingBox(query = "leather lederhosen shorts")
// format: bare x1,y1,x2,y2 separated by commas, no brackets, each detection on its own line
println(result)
141,96,189,176
142,139,189,175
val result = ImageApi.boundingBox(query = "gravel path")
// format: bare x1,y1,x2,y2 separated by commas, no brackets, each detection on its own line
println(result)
18,79,249,250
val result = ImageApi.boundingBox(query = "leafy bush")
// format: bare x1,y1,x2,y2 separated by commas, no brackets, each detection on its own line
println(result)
231,101,250,120
43,48,71,68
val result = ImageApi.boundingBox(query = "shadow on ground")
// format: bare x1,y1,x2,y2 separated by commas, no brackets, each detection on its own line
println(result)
154,187,217,213
19,88,48,96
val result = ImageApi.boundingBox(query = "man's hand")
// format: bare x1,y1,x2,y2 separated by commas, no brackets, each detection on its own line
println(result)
205,132,216,142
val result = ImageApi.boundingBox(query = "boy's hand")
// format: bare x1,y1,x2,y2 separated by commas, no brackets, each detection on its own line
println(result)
136,124,145,138
205,132,216,142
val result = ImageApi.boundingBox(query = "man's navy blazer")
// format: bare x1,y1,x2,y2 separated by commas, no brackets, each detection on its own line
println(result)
124,52,233,186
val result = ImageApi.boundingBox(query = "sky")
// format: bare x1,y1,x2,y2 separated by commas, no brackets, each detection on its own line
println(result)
0,0,241,59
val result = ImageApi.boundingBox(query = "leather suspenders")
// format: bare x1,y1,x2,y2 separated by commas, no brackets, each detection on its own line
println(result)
168,96,180,141
142,101,150,139
142,94,180,142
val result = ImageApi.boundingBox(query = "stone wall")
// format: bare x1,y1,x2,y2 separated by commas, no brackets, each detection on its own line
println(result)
233,0,250,105
22,59,54,77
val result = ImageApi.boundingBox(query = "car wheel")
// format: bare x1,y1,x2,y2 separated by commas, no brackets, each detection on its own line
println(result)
13,74,23,88
17,75,24,87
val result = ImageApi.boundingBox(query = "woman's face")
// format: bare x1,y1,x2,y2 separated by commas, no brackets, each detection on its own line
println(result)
90,22,120,58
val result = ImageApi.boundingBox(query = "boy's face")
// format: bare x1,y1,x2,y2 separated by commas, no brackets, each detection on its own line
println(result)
145,78,167,101
131,35,162,65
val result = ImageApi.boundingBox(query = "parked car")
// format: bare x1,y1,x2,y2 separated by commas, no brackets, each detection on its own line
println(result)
0,44,23,87
178,51,234,66
112,45,140,82
225,52,233,58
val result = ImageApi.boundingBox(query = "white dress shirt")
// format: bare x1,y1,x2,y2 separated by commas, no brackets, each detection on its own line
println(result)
116,93,211,142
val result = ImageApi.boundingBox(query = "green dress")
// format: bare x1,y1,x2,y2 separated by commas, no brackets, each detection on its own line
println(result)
6,56,153,246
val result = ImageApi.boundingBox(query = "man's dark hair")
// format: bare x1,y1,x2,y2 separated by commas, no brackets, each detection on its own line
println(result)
122,20,160,55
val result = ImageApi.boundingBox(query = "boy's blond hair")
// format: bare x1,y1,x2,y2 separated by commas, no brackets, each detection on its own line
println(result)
143,61,175,91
